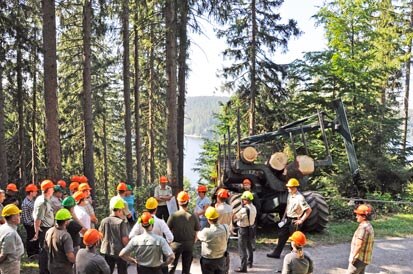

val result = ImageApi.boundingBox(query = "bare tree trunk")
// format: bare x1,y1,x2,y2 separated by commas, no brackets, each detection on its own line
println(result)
177,0,188,191
248,0,257,136
82,0,95,195
31,31,37,184
0,42,8,188
103,113,109,214
148,27,155,185
42,0,62,180
134,9,142,187
17,36,26,184
403,3,413,154
122,0,134,184
165,0,178,193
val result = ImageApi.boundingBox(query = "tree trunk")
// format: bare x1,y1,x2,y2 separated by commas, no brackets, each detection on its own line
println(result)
82,0,95,195
134,9,142,188
103,113,109,214
0,42,8,188
42,0,62,180
177,0,188,191
148,26,155,185
17,36,26,184
31,31,37,184
403,3,413,154
122,0,134,184
249,0,257,136
165,0,178,194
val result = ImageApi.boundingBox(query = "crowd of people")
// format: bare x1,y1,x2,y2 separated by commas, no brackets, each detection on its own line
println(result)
0,176,375,274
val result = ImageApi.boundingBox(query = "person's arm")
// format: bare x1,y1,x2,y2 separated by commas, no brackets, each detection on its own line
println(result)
161,220,174,243
160,239,175,266
164,253,175,266
32,219,42,241
66,252,76,264
98,257,111,274
0,253,7,263
119,245,138,264
294,207,312,226
281,255,292,274
350,238,364,263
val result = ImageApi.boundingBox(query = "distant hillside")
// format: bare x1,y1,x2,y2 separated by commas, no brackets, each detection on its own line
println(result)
185,96,229,138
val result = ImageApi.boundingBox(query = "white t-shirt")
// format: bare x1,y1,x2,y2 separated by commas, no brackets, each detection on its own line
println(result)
74,205,90,236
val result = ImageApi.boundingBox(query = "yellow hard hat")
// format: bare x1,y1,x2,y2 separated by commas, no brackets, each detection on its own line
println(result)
241,191,254,201
145,197,158,210
113,198,125,210
286,178,300,187
2,204,22,217
204,206,219,220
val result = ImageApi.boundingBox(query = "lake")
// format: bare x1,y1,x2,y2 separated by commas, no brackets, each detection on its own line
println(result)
183,136,205,186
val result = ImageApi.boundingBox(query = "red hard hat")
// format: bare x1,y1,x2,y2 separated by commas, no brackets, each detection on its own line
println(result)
354,204,372,216
57,180,67,189
25,184,38,193
159,176,168,184
117,182,127,191
217,188,230,199
83,229,102,246
197,185,207,192
289,231,307,246
177,191,190,203
6,183,18,192
78,175,88,183
41,180,54,191
72,191,85,203
69,182,79,192
79,183,92,191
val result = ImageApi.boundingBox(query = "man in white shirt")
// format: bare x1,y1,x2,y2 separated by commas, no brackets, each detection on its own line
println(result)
154,176,173,222
73,191,91,248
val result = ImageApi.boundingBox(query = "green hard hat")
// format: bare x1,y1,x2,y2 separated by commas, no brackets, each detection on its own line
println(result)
55,208,72,221
113,198,125,210
54,185,63,192
62,196,76,208
127,184,133,191
241,191,254,201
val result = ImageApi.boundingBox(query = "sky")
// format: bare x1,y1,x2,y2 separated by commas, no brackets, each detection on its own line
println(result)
186,0,327,97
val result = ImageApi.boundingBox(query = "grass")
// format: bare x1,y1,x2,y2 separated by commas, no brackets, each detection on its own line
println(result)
21,255,39,274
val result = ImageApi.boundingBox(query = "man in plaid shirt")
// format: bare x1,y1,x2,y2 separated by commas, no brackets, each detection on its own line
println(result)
21,184,40,258
347,204,374,274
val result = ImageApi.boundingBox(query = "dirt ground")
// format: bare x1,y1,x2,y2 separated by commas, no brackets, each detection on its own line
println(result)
118,236,413,274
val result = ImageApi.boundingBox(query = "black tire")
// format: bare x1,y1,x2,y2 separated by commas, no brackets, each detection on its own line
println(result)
301,191,329,232
229,193,242,235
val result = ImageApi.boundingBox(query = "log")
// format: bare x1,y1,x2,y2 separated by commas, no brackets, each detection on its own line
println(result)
241,146,258,163
269,152,288,171
282,155,315,180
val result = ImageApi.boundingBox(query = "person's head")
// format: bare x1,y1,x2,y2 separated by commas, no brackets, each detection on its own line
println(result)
55,208,72,228
69,182,79,193
145,197,158,214
2,204,21,225
216,188,230,203
116,182,127,196
25,184,39,199
354,204,373,222
6,183,18,196
159,176,168,189
289,231,307,257
197,185,207,198
241,191,254,205
79,183,92,198
83,229,103,248
0,190,5,203
205,206,219,224
73,191,86,206
177,191,190,208
126,184,133,197
112,198,125,217
53,185,63,198
286,178,299,194
242,179,252,191
41,180,55,198
57,180,67,190
139,211,155,230
62,196,76,211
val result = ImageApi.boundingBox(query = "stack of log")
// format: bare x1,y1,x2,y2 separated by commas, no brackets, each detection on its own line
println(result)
269,152,314,181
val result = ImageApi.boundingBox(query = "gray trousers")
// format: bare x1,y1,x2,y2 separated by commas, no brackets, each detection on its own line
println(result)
238,227,253,270
346,259,367,274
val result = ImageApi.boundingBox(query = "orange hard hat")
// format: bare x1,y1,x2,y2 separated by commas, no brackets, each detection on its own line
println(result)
79,183,92,191
72,191,85,203
25,184,38,193
217,188,230,199
83,229,102,246
288,231,307,246
57,180,67,189
354,204,372,216
139,211,154,226
159,176,168,184
197,185,207,192
117,182,127,191
177,191,190,203
41,180,54,191
242,179,252,186
70,175,80,183
6,183,18,192
78,175,88,183
69,182,79,192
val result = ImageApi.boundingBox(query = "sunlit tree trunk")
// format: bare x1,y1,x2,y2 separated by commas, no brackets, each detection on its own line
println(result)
249,0,257,135
0,41,8,188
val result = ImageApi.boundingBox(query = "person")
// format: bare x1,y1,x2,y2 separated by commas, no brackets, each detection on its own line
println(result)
73,191,91,247
154,176,173,222
241,179,261,250
3,183,19,206
198,206,230,274
195,185,211,229
0,204,24,274
120,212,175,274
69,182,79,195
123,184,136,223
234,191,256,273
281,231,313,274
44,208,75,274
78,183,98,228
99,198,130,274
32,179,55,274
109,182,132,221
346,204,374,274
167,191,200,274
57,180,67,193
215,188,233,227
51,185,63,213
267,178,312,259
62,196,86,254
76,229,110,274
0,190,5,225
21,184,40,259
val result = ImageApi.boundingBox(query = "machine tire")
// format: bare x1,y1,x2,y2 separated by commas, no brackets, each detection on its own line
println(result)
229,193,242,235
301,191,329,232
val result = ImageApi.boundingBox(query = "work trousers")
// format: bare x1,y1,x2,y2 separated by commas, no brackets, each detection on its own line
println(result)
272,218,300,256
0,260,20,274
39,226,51,274
156,205,169,222
169,241,193,274
137,265,163,274
346,259,368,274
24,224,39,257
200,256,226,274
104,254,128,274
238,227,253,270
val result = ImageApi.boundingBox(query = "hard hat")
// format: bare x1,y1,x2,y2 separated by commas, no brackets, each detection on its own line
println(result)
145,197,158,210
69,182,79,192
242,179,252,186
117,182,127,191
354,204,372,216
2,204,21,217
138,212,154,226
217,188,230,199
79,183,92,191
286,178,300,187
55,208,72,221
62,196,76,208
83,229,103,246
289,231,307,246
197,185,207,192
25,184,38,193
6,183,18,192
78,175,88,183
41,180,55,191
127,184,133,191
205,206,219,220
72,191,85,203
54,185,63,192
71,175,80,183
57,180,67,189
113,198,125,209
159,176,168,184
177,191,190,203
241,191,254,201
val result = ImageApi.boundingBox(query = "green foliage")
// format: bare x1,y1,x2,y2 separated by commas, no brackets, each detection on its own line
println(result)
327,197,354,221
